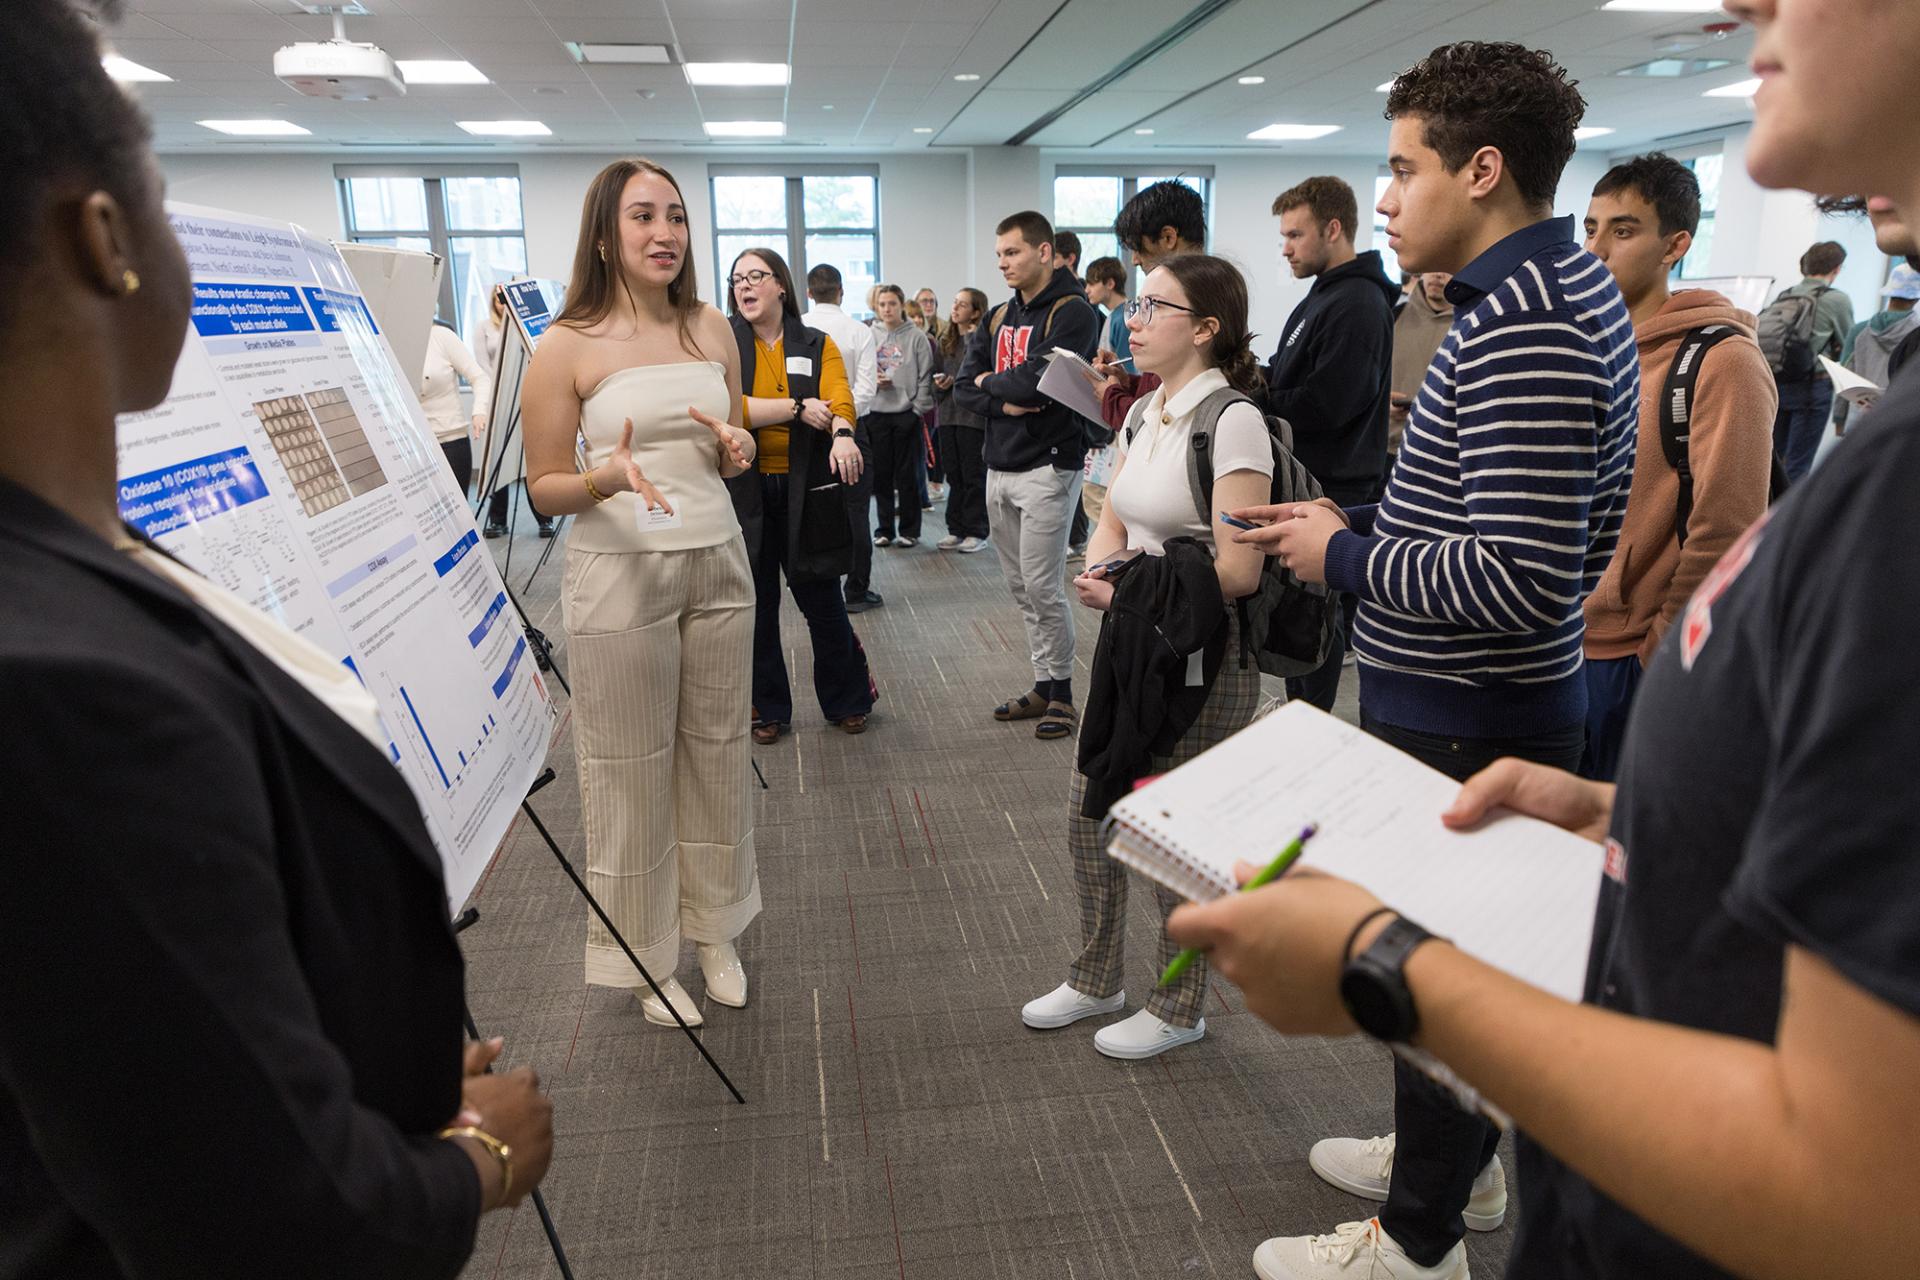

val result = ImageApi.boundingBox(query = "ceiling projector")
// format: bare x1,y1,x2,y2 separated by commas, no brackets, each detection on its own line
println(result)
274,40,405,100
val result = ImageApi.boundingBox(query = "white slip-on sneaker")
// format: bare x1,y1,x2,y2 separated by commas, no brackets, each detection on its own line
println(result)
1021,982,1125,1029
957,536,987,553
1092,1009,1204,1060
696,942,747,1008
1308,1134,1506,1231
936,534,963,549
1253,1218,1468,1280
637,977,704,1028
896,536,919,548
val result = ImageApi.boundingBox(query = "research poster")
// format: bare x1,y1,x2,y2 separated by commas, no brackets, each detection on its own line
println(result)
115,203,553,908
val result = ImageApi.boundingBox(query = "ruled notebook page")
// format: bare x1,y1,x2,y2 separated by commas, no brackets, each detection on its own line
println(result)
1105,701,1607,1001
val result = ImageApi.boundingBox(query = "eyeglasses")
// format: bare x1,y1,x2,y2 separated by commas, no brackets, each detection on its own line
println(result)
728,268,775,289
1125,294,1197,324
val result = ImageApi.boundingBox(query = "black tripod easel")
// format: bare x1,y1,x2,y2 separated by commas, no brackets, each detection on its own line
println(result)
452,906,576,1279
473,394,568,593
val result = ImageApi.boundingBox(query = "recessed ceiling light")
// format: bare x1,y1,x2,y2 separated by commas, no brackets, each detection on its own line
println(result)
1574,126,1616,140
1375,80,1395,92
566,42,672,65
103,55,171,83
1703,77,1762,97
535,87,566,96
197,119,311,136
1602,0,1728,10
913,127,934,133
457,120,552,136
1237,75,1265,86
822,104,835,110
396,60,489,85
954,73,981,81
1134,127,1155,135
704,120,785,137
1247,123,1341,141
685,62,790,87
1614,56,1737,78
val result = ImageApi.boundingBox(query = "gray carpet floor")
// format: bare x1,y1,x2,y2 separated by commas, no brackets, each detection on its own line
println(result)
460,499,1516,1279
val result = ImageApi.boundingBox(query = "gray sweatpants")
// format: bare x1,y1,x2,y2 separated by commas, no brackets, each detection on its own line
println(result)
986,463,1082,685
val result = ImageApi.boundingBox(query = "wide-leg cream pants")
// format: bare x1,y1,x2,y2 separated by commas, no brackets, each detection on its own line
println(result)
563,537,759,987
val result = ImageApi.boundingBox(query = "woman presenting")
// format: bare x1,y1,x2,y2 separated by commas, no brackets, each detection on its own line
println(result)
521,159,761,1027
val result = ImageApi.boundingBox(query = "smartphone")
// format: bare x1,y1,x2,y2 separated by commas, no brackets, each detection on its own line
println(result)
1088,551,1141,578
1218,511,1266,531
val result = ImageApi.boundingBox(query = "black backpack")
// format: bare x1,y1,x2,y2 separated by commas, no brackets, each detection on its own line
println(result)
1659,325,1793,542
989,295,1113,449
1754,285,1830,381
1124,387,1337,677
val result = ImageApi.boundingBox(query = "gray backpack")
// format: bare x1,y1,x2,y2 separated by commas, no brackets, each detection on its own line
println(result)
1124,387,1337,677
1755,285,1829,381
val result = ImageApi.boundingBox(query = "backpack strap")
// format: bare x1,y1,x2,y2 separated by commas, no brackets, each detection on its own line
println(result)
1659,325,1741,549
1038,295,1073,343
988,303,1009,336
1185,387,1258,521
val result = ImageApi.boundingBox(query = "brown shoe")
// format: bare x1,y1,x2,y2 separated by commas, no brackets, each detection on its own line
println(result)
838,714,868,735
994,689,1049,721
752,721,785,745
1035,700,1076,740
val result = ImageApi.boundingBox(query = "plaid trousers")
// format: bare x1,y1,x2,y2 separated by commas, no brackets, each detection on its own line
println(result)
1064,612,1260,1027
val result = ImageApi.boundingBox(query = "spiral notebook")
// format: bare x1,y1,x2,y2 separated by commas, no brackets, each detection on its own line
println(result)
1101,701,1607,1002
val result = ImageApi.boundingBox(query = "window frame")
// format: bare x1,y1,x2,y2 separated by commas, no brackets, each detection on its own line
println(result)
334,164,527,340
709,164,881,319
1051,165,1214,287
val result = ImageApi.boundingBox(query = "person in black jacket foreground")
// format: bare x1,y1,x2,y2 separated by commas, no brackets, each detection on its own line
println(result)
955,211,1103,742
0,4,552,1276
1018,254,1271,1061
1265,176,1400,712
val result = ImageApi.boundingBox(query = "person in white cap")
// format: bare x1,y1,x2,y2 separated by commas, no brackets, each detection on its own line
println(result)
1832,261,1920,433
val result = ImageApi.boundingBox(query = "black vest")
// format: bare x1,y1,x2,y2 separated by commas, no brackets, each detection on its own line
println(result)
726,314,853,584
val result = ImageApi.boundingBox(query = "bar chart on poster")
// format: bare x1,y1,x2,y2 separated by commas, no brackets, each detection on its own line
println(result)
115,204,553,907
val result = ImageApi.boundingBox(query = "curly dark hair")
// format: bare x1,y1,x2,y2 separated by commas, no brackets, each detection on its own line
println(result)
1593,153,1700,238
1113,180,1206,255
1384,41,1585,211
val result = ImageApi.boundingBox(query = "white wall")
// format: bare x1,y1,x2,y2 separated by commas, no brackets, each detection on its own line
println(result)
1711,125,1890,311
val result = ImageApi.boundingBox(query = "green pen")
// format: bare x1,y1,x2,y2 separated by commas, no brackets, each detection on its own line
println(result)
1159,822,1320,987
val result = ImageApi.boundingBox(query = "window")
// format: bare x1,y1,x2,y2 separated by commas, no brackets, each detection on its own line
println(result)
336,167,528,342
1052,168,1213,288
711,168,880,320
1679,151,1723,281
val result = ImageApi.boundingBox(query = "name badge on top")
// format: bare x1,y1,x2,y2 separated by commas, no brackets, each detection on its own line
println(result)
786,355,814,377
635,499,684,533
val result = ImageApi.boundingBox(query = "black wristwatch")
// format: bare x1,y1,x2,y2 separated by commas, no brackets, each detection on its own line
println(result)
1339,915,1437,1042
832,426,855,439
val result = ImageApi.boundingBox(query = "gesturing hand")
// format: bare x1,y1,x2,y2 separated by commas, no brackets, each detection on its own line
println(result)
611,417,674,515
830,435,864,485
690,404,752,472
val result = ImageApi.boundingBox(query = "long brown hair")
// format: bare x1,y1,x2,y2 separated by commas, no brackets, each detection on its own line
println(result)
941,287,987,359
555,158,703,358
724,248,801,322
1153,254,1263,398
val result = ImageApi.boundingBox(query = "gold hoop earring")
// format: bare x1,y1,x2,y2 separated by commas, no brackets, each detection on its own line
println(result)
122,269,141,295
597,243,606,262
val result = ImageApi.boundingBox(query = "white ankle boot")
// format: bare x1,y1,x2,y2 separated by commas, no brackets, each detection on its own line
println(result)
696,942,747,1008
637,977,704,1027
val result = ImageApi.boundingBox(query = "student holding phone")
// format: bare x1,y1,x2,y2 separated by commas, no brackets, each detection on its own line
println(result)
1017,253,1270,1061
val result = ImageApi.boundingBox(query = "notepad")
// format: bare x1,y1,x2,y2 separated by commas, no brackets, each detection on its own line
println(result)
1038,347,1111,427
1102,701,1606,1002
1819,355,1883,407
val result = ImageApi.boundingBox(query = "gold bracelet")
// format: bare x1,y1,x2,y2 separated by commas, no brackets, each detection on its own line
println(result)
581,469,611,503
440,1125,513,1203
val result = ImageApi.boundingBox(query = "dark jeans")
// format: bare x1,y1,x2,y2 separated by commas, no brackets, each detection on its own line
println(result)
941,423,989,539
1772,372,1833,484
752,474,873,724
486,481,551,529
1579,654,1644,782
1285,480,1376,710
439,437,472,494
1358,708,1585,1267
844,425,875,595
867,409,923,540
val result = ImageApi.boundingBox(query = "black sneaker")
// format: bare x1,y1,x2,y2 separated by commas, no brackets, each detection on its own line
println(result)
483,520,507,539
844,589,884,614
537,522,556,539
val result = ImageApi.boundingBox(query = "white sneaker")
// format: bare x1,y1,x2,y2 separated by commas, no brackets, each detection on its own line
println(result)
1092,1009,1204,1059
873,534,892,548
637,977,704,1028
895,536,919,548
1021,982,1124,1029
1309,1133,1506,1232
1253,1219,1467,1280
936,534,963,549
696,942,747,1008
957,536,987,554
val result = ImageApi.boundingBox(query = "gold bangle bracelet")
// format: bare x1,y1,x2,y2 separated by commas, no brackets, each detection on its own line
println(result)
581,469,611,503
439,1125,513,1203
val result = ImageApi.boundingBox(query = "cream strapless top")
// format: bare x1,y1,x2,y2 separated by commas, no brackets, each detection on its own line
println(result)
572,360,741,554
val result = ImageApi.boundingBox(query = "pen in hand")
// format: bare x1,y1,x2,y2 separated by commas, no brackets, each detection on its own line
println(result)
1158,823,1320,987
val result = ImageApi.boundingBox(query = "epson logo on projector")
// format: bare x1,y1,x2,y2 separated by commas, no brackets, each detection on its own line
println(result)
273,42,405,101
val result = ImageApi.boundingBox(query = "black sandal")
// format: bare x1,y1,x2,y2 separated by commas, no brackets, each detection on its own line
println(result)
1034,700,1077,740
994,690,1050,721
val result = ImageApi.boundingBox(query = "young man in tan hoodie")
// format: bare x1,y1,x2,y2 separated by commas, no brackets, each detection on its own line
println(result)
1579,153,1779,779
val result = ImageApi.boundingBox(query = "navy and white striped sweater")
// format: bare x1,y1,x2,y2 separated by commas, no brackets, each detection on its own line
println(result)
1324,223,1639,738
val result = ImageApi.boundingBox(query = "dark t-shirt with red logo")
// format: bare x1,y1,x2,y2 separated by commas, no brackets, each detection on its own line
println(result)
1508,370,1920,1278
